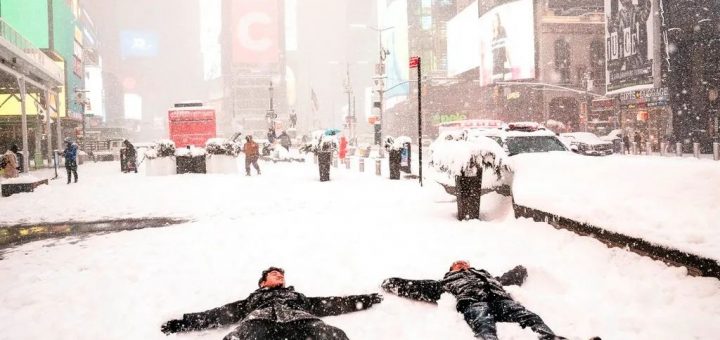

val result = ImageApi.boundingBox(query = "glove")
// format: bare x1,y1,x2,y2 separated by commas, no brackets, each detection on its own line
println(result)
381,278,401,294
160,319,185,335
369,293,384,304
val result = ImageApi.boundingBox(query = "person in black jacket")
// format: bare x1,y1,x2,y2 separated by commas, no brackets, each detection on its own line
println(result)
382,261,565,340
161,267,383,340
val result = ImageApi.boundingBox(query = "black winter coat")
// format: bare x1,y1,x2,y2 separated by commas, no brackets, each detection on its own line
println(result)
176,286,379,332
382,266,527,311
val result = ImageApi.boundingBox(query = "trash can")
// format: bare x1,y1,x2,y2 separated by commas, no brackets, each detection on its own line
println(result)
455,173,482,221
317,151,332,181
388,149,401,180
120,148,138,173
176,155,206,174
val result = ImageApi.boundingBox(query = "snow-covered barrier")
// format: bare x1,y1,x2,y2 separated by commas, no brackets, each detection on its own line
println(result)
511,153,720,262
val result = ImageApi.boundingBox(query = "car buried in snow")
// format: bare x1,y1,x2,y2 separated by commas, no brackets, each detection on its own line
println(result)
560,132,614,156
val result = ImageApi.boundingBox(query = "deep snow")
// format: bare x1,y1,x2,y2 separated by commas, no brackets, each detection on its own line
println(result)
0,159,719,340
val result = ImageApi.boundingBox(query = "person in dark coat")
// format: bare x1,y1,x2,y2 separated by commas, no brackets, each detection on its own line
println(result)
382,261,566,340
278,131,292,151
622,134,631,154
267,128,277,144
62,139,78,184
161,267,383,340
122,139,138,173
633,133,643,154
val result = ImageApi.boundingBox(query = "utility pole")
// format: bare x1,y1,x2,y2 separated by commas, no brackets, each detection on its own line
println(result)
410,56,422,187
345,63,354,144
267,81,276,129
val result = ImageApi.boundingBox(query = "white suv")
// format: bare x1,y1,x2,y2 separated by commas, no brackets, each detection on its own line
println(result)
475,122,570,156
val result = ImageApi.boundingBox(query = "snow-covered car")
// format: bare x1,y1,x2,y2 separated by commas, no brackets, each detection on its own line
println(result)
560,132,614,156
480,122,571,156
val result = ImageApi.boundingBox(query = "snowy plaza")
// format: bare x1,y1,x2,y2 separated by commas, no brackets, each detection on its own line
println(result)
1,157,719,340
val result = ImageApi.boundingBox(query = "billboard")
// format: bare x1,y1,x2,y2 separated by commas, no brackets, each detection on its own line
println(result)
605,0,654,93
232,0,281,64
478,0,536,86
380,0,409,103
200,0,222,80
447,1,480,76
121,31,159,59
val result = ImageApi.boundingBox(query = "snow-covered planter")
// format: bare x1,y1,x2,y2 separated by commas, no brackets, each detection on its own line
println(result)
430,136,513,189
430,136,513,220
205,139,240,174
383,136,412,151
299,134,337,181
144,140,177,176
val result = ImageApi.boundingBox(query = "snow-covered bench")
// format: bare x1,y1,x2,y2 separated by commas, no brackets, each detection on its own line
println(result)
1,176,48,197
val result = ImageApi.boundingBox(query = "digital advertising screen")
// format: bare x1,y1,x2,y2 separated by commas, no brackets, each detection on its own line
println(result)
477,0,536,86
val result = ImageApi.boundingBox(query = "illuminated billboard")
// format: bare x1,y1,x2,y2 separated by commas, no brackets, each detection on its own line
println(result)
478,0,536,86
200,0,222,80
380,0,409,103
232,0,281,64
447,1,480,77
120,31,159,59
605,0,655,93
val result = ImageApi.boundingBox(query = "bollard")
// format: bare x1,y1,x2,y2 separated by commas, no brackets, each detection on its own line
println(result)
660,142,667,156
631,142,638,155
693,143,700,158
345,158,351,169
646,142,652,156
333,157,338,168
714,143,720,161
375,159,381,176
359,158,365,172
676,143,683,157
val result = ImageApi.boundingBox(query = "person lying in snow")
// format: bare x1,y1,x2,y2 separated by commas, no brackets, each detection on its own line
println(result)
382,261,579,340
161,267,383,340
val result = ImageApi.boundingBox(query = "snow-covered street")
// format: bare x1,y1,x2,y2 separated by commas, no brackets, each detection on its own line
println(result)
1,160,719,340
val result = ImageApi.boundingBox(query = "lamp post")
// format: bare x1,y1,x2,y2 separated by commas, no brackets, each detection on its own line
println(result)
350,24,394,149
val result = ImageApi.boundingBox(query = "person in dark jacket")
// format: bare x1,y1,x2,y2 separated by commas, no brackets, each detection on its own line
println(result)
62,139,78,184
382,261,566,340
122,139,138,173
622,134,631,154
267,128,277,144
278,131,292,151
633,133,643,154
161,267,383,340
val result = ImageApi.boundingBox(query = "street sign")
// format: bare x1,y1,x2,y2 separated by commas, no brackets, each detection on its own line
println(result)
409,56,420,69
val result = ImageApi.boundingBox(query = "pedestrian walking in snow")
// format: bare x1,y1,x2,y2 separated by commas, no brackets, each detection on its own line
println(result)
1,144,19,178
62,139,79,184
634,133,643,154
122,139,138,173
161,267,383,340
278,131,292,151
382,260,569,340
338,136,348,161
243,136,261,176
622,134,631,154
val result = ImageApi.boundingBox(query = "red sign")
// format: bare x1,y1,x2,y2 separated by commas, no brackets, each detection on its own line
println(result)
409,56,420,68
168,109,217,147
232,0,280,64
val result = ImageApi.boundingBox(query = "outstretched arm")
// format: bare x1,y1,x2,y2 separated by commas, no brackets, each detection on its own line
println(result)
161,299,247,335
306,293,383,317
496,265,528,286
381,278,443,303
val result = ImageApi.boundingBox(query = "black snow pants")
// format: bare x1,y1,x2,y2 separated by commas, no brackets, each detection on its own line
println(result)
222,319,349,340
461,299,556,340
65,160,78,183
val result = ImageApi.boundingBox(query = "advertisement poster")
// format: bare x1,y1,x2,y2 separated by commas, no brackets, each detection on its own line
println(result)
379,0,409,103
605,0,654,93
232,0,280,64
478,0,535,86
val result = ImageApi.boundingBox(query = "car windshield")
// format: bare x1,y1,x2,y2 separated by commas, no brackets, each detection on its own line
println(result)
506,136,568,156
